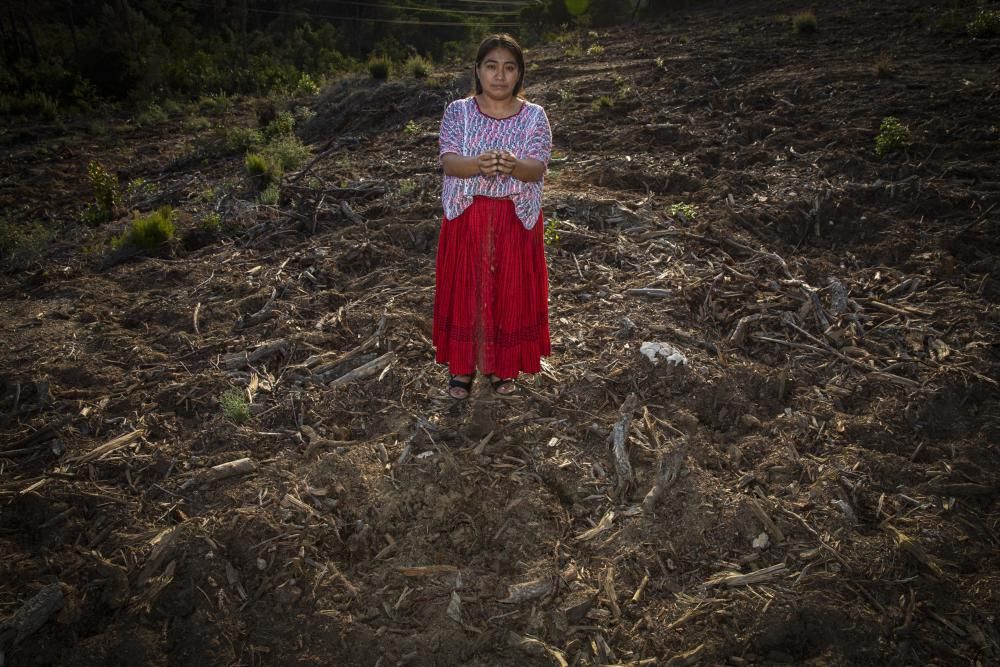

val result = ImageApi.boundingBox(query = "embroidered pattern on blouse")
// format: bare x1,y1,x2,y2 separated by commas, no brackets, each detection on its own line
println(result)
438,97,552,230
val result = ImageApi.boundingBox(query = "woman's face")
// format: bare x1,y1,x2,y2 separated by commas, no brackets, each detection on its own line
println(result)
477,47,520,100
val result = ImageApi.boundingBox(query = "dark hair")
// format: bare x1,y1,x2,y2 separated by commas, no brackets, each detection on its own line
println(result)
473,34,525,96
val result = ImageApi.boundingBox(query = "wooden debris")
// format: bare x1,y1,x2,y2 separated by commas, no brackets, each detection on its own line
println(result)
705,563,788,587
396,565,458,577
70,429,145,465
222,338,290,371
626,288,672,298
576,510,615,542
501,564,578,604
136,525,182,587
641,446,687,513
665,644,706,666
608,393,638,495
749,497,785,543
233,286,278,331
507,632,569,666
729,313,762,346
0,582,63,656
887,525,946,578
324,351,395,387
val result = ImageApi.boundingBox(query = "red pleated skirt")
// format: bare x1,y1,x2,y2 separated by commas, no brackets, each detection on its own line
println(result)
433,196,551,378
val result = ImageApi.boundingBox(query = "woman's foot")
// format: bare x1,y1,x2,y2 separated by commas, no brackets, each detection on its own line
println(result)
448,374,475,399
489,375,517,396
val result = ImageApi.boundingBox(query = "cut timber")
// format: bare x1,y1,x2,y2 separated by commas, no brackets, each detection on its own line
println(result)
223,339,290,371
641,446,687,513
608,393,638,495
326,352,395,387
705,563,788,587
70,429,145,464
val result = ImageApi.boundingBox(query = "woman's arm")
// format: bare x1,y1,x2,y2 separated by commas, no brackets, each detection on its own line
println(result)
443,151,513,179
500,154,545,183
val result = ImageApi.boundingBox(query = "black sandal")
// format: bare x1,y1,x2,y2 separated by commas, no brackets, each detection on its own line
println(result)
448,374,475,400
490,376,517,396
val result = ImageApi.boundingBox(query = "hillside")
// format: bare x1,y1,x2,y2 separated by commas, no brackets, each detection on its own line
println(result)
2,1,999,665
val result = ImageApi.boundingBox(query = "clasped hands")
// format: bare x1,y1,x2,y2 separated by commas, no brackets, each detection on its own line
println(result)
477,150,518,178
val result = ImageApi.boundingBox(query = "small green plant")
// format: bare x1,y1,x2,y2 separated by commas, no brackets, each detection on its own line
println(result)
592,95,614,111
404,119,420,134
246,152,271,183
529,63,539,72
83,161,122,226
219,388,251,424
261,135,311,174
294,72,321,96
368,56,392,80
258,182,280,205
588,30,599,38
655,56,665,69
113,206,175,250
669,202,698,221
398,178,417,197
222,126,264,153
405,55,432,79
564,44,584,58
0,216,54,267
875,116,911,156
875,54,894,78
793,10,817,34
543,218,560,246
136,102,168,126
202,212,222,233
677,35,689,45
587,44,605,56
264,111,295,141
967,10,1000,38
558,88,572,103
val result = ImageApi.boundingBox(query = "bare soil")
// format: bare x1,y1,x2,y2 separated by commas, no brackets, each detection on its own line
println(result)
2,1,999,665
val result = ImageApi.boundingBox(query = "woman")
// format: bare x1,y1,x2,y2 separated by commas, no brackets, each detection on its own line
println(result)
434,34,552,399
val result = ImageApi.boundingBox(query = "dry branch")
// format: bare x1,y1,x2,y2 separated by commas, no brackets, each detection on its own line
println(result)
70,429,145,465
223,338,291,371
325,352,395,387
641,446,687,513
608,393,638,494
749,497,785,543
500,564,578,604
0,582,63,655
233,287,278,331
705,563,788,587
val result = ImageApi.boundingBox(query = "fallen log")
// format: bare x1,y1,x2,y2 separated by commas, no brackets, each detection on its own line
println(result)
325,352,395,387
641,446,687,513
608,393,638,495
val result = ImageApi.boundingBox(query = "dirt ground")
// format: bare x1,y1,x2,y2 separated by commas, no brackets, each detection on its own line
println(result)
2,0,999,665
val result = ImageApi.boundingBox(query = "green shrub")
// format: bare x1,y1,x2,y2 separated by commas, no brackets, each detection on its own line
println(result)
793,11,817,34
564,44,584,58
262,135,311,173
0,216,53,267
245,152,273,186
264,110,295,141
258,182,280,205
587,44,605,55
114,206,175,250
294,72,321,96
405,55,432,79
543,218,560,246
875,116,911,156
83,161,122,226
967,10,1000,38
592,95,614,110
219,388,251,424
222,126,264,153
368,56,392,80
404,119,420,134
136,102,168,126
